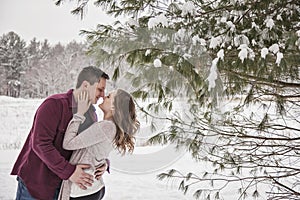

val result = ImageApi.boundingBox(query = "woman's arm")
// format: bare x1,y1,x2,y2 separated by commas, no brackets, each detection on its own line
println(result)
63,117,113,150
63,113,86,150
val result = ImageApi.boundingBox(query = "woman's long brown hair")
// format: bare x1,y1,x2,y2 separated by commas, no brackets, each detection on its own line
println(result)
112,89,140,154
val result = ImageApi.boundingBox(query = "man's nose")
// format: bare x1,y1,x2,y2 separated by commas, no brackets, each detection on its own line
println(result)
101,91,105,98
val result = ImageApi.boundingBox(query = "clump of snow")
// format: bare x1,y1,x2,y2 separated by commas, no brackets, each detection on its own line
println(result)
180,1,196,16
265,18,275,30
251,22,259,30
261,47,269,59
238,45,248,62
238,44,255,62
220,17,227,23
269,43,279,54
206,49,225,90
226,21,235,32
207,58,219,91
174,28,191,42
296,31,300,50
209,36,222,49
148,14,168,29
145,49,151,56
276,14,282,21
127,18,139,27
153,58,162,68
183,53,192,59
192,35,206,46
276,52,283,66
296,38,300,50
228,147,235,154
217,49,224,60
234,34,250,47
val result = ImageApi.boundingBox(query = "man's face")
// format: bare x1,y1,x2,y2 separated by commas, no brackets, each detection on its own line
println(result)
86,78,106,104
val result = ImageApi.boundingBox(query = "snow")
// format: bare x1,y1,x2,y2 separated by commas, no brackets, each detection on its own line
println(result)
234,35,249,47
238,44,255,62
207,58,219,91
276,15,282,21
265,18,275,30
296,38,300,50
192,35,206,46
0,96,195,200
180,1,196,16
217,49,224,60
148,14,168,29
226,21,235,32
153,58,162,68
276,52,283,66
127,18,139,27
261,47,269,59
251,22,259,30
220,17,227,23
269,43,279,54
145,49,151,56
0,96,273,200
238,44,248,62
209,36,222,49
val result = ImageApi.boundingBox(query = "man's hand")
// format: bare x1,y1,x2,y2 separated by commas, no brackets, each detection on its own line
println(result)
69,164,94,190
94,163,107,180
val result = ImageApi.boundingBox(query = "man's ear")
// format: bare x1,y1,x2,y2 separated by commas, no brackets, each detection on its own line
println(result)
82,80,89,89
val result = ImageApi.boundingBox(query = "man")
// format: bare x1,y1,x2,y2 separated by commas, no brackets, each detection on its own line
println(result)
11,66,110,200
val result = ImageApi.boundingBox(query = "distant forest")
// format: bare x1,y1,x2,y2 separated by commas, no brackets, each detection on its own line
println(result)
0,31,99,98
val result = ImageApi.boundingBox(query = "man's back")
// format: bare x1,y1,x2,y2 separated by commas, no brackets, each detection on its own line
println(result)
11,90,75,200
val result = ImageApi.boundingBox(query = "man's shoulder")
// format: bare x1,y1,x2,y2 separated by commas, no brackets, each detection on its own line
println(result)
39,90,73,110
45,90,73,102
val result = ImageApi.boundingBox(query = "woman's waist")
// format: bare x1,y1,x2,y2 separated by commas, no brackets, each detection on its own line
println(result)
70,173,104,197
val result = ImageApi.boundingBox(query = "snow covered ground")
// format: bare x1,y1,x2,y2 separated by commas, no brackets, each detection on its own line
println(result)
0,95,267,200
0,96,192,200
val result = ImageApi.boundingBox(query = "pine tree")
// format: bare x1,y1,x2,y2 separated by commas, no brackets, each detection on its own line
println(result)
56,0,300,199
0,31,27,97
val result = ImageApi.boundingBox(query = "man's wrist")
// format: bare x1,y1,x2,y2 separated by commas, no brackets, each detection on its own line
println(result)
75,112,84,116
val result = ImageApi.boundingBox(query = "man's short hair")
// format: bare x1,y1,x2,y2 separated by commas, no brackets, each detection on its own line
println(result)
76,66,109,88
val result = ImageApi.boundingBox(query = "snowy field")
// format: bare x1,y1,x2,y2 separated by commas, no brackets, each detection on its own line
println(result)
0,95,268,200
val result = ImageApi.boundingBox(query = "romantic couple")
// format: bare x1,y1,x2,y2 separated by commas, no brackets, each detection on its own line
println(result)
10,66,140,200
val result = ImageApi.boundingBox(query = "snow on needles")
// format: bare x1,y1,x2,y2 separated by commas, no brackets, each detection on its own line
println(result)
238,44,255,62
207,58,219,92
265,18,275,30
261,47,269,59
148,14,168,29
207,49,224,92
153,58,162,68
180,1,196,16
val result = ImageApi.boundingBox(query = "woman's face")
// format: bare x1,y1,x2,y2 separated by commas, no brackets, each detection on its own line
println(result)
98,91,117,113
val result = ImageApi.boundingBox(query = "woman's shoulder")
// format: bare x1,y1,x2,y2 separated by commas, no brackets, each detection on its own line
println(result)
96,120,116,134
97,120,115,126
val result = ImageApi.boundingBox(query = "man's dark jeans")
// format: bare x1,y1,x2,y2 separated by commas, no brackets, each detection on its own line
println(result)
16,176,60,200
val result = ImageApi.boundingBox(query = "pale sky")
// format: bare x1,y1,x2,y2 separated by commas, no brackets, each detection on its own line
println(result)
0,0,114,44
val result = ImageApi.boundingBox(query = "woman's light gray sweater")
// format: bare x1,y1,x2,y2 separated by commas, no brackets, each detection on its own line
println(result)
58,114,116,200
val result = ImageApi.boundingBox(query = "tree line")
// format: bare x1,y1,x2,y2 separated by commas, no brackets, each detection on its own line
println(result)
0,31,95,98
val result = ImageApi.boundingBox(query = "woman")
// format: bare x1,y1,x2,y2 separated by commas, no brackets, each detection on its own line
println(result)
59,89,140,200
